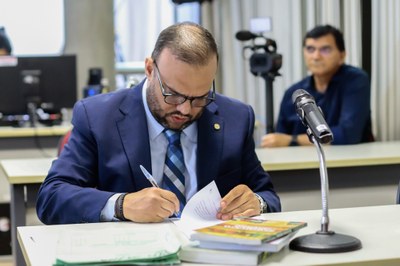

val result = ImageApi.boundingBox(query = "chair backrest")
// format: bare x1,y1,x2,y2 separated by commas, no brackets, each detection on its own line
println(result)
57,130,71,156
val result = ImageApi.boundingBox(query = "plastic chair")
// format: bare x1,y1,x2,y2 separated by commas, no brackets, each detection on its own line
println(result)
57,130,71,156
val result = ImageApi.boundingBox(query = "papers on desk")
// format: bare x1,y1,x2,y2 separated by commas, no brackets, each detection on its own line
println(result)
52,182,221,266
173,181,306,265
173,180,222,237
52,181,305,266
54,224,180,265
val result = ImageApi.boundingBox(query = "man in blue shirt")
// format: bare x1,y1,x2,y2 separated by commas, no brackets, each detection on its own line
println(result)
261,25,372,147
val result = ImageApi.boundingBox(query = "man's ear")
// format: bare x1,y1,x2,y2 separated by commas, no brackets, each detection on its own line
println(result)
144,57,154,79
339,51,346,64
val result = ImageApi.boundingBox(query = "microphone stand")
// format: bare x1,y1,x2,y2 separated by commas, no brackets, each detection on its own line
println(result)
289,128,362,253
261,72,275,133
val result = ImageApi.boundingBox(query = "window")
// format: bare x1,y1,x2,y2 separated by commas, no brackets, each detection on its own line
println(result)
0,0,64,55
114,0,200,89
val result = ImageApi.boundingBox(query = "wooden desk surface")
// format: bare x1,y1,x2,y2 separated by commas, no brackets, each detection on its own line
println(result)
18,205,400,266
256,141,400,171
0,124,71,138
0,158,55,184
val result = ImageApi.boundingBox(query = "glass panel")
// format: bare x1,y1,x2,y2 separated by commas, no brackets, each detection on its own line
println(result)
0,0,64,55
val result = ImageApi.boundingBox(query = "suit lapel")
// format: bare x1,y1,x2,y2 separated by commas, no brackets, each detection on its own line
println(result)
116,82,152,190
115,84,223,192
197,104,223,190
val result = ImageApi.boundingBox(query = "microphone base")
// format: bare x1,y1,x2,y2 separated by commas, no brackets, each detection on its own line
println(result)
289,230,362,253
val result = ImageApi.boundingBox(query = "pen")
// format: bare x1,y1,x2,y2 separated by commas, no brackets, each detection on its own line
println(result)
139,165,180,217
139,165,159,188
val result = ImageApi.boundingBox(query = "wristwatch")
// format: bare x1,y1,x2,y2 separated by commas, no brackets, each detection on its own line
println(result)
114,193,128,221
254,193,268,214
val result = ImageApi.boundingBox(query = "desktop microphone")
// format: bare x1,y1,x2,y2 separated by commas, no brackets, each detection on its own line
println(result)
235,30,259,41
289,90,362,254
292,89,333,144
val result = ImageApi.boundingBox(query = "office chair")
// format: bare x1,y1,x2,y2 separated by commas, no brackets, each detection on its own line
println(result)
57,130,71,156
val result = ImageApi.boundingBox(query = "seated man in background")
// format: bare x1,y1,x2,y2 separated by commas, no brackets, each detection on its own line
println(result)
261,24,373,148
36,22,281,225
0,27,12,55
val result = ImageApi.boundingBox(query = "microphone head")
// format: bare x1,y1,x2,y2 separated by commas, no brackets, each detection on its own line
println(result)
235,30,258,41
292,89,333,144
292,89,311,104
292,89,316,109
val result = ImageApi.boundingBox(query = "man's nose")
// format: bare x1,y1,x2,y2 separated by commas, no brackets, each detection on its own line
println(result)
176,100,191,115
311,49,323,59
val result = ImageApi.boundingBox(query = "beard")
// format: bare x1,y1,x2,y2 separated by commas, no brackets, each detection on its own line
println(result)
146,83,204,131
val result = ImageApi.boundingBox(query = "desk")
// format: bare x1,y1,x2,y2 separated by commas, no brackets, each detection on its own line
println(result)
17,205,400,266
5,141,400,265
0,158,54,266
256,141,400,211
256,141,400,171
0,124,71,151
0,124,70,265
0,125,71,139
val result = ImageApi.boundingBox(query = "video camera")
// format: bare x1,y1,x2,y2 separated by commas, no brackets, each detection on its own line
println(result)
235,30,282,77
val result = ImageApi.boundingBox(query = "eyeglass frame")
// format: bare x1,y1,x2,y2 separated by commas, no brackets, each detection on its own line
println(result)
153,60,216,108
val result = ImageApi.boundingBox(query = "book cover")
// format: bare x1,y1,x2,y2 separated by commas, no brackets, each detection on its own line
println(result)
196,231,298,253
191,217,307,245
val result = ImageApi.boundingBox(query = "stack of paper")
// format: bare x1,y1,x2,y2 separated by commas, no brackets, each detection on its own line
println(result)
54,224,180,265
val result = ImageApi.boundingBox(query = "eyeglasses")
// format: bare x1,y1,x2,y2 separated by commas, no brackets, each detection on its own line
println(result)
153,61,215,108
304,45,333,56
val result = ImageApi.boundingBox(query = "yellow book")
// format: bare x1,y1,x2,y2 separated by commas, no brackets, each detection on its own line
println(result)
191,217,307,245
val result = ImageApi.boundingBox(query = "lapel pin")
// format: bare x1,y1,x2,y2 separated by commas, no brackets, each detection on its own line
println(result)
213,123,221,130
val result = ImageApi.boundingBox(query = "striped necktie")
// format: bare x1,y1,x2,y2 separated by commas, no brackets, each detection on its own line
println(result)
162,129,186,215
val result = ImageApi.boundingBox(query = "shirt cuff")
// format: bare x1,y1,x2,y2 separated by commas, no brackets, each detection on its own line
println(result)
100,193,122,221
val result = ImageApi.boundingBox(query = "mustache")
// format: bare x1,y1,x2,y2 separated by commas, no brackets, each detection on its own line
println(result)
167,111,192,119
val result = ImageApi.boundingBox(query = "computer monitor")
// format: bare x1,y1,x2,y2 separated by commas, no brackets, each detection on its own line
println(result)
0,55,77,126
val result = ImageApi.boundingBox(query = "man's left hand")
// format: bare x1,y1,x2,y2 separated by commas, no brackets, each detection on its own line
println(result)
217,184,260,220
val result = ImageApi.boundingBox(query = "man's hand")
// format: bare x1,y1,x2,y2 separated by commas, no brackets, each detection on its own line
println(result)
217,184,260,220
122,188,180,223
260,133,292,148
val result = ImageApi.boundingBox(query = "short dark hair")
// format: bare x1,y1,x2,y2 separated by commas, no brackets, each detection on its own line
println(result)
151,22,219,66
303,25,345,52
0,27,12,55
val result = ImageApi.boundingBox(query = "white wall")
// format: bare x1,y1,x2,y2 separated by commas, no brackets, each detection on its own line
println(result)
63,0,115,99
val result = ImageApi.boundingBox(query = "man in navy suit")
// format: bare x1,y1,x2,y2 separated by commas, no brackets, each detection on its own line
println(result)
36,22,281,224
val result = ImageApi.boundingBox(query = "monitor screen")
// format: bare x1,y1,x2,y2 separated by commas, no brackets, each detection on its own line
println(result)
0,55,77,126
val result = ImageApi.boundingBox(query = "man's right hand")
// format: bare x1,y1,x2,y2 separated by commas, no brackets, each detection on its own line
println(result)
122,188,180,223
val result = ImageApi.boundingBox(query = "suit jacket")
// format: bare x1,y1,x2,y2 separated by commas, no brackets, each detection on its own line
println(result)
36,80,281,224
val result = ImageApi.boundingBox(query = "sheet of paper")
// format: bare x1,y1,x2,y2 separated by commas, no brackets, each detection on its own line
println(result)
55,223,180,264
173,181,222,237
